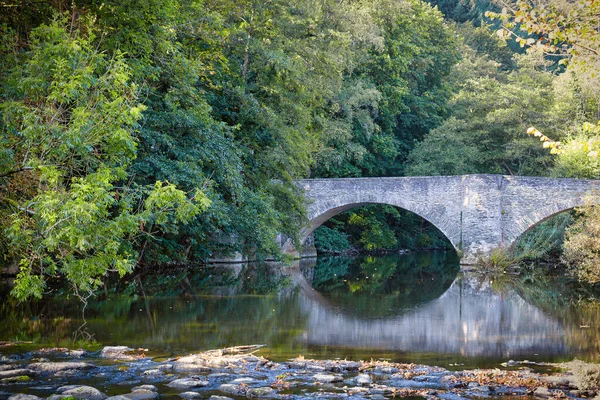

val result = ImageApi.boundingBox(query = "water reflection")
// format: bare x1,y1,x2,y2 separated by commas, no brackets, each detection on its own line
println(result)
303,252,459,318
0,253,598,366
294,258,564,358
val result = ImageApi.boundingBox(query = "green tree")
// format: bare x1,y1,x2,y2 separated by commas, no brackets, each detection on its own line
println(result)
406,45,559,176
0,20,208,301
313,0,460,178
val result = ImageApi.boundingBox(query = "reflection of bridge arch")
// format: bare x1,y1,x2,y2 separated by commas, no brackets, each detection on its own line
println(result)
286,261,569,358
283,175,600,263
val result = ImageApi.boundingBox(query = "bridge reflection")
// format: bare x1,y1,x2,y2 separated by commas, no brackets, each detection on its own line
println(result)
289,257,567,358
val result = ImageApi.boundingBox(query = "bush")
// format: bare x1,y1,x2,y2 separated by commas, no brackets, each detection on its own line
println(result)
314,226,351,253
475,247,514,272
562,204,600,284
512,213,571,261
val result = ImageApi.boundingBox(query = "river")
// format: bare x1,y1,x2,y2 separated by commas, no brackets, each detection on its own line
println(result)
1,251,598,369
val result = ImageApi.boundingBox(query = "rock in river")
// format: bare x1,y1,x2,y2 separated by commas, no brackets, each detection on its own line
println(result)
313,374,343,383
167,377,209,389
0,369,37,379
131,386,157,392
49,385,107,400
355,374,372,386
8,395,43,400
246,387,274,398
100,346,140,360
218,384,245,396
178,393,203,400
27,362,95,373
120,389,158,400
533,386,552,398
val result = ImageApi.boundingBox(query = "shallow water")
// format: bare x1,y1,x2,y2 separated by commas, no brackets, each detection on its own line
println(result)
0,251,599,369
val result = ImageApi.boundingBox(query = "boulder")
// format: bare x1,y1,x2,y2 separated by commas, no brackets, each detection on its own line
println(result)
28,362,95,373
8,395,43,400
167,377,209,390
50,385,107,400
313,374,343,383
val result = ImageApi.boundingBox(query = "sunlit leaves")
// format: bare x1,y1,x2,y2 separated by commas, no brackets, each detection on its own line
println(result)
487,0,600,70
526,127,564,154
1,19,208,301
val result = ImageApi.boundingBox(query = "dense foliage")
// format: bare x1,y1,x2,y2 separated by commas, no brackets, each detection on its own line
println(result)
2,0,599,298
0,0,461,298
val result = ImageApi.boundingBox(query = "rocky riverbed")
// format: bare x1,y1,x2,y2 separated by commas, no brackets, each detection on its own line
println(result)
0,343,598,400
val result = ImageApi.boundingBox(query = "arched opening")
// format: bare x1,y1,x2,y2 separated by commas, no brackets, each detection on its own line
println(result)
510,210,574,261
310,203,456,256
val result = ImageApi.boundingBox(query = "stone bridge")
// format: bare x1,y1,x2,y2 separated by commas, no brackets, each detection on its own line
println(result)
283,174,600,264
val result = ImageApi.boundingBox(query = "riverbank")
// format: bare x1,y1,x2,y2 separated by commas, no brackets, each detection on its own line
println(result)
0,344,598,400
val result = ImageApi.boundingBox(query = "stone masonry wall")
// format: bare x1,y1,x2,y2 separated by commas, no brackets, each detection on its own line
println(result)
288,174,600,264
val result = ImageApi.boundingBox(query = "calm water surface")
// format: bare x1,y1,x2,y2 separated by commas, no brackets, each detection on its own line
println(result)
1,251,599,368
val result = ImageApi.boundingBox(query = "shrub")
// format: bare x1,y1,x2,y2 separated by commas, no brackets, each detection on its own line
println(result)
314,226,351,253
562,204,600,284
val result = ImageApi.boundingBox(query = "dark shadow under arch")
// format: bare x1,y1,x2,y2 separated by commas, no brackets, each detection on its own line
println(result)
288,202,458,256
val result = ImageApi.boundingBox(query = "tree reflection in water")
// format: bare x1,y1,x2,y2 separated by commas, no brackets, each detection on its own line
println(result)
303,252,459,318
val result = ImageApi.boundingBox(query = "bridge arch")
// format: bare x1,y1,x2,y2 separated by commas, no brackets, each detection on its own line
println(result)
506,197,600,250
282,177,465,256
303,201,457,250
